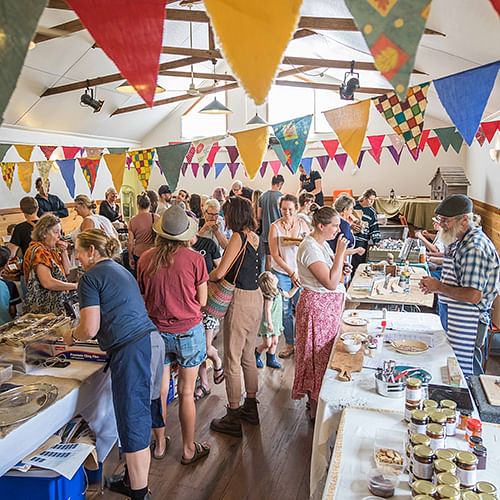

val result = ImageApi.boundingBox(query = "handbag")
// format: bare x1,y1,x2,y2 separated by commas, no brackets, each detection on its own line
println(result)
203,237,247,319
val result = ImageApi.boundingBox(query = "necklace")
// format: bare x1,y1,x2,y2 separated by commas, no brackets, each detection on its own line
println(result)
281,219,296,232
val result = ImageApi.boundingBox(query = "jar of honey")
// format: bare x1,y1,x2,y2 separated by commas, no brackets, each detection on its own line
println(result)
426,423,446,450
456,451,478,488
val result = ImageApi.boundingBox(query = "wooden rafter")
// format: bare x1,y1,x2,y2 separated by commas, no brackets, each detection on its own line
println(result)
275,80,390,95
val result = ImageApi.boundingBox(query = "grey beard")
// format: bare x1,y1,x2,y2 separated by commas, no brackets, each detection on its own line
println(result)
439,227,459,247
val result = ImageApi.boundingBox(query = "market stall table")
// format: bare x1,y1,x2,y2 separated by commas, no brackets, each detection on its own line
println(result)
0,361,116,477
322,407,500,499
374,197,439,231
347,264,434,309
310,310,459,497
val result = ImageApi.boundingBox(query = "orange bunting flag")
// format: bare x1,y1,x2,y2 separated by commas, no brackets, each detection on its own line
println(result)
17,162,34,192
231,126,270,180
1,162,16,190
104,153,127,193
323,100,371,165
204,0,303,104
15,144,34,162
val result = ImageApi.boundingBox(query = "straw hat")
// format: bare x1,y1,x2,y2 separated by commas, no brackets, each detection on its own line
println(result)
153,205,198,241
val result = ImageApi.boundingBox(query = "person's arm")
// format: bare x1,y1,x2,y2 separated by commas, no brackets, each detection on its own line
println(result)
264,298,273,332
268,223,300,287
415,231,440,254
307,237,349,291
311,177,322,196
80,217,95,232
212,222,229,249
196,281,208,307
127,228,136,268
346,247,365,256
52,196,69,218
369,210,381,243
35,264,77,291
257,207,262,222
419,277,481,304
66,306,101,343
7,242,19,260
284,286,300,299
209,232,242,281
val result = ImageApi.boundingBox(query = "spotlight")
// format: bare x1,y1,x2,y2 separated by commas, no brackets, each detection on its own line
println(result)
339,60,360,101
80,82,104,113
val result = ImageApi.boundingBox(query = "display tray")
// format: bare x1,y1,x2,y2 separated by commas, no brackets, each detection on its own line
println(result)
427,383,474,411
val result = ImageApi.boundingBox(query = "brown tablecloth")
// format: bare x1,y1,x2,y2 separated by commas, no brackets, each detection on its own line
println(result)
375,197,439,230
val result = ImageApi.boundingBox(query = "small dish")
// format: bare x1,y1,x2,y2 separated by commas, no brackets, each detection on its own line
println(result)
391,339,428,355
343,316,369,327
343,339,361,354
340,332,368,343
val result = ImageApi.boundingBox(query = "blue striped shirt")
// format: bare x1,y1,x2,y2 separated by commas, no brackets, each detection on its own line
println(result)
353,202,381,249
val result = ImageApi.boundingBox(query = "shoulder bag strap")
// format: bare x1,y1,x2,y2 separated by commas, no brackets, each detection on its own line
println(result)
222,233,247,280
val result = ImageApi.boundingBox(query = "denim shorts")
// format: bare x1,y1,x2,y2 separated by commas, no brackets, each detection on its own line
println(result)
161,322,206,368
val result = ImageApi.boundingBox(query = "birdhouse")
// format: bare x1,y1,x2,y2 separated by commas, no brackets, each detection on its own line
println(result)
429,166,470,200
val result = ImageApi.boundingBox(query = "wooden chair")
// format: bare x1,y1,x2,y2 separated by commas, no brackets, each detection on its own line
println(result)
332,189,353,200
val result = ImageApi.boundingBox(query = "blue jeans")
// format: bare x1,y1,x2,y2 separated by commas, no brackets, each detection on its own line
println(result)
160,322,206,368
273,270,299,346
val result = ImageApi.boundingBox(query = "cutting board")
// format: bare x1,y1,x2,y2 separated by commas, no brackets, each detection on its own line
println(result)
330,343,364,381
479,374,500,406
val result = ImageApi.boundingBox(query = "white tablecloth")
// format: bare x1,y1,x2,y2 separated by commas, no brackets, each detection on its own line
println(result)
310,310,459,497
323,407,500,499
0,361,116,476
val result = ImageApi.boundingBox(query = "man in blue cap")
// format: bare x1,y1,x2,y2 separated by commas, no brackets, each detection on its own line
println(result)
420,194,499,376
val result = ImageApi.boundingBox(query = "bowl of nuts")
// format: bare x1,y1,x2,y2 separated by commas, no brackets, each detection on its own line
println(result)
373,428,406,474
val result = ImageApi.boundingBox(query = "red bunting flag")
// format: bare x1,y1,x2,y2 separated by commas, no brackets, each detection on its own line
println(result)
79,158,100,193
66,0,167,107
367,135,385,164
475,127,486,146
481,121,499,143
62,146,81,159
39,146,58,160
206,144,221,166
489,0,500,15
418,129,431,151
269,160,281,176
426,137,441,157
321,139,339,159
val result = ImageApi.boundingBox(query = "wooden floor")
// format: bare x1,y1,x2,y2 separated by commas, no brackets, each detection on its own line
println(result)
93,336,314,500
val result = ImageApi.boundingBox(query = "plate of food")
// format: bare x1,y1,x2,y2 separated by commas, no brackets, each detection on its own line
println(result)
343,316,369,327
340,332,369,343
390,339,428,355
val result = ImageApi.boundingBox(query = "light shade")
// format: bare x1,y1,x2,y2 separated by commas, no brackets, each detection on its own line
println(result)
116,81,166,94
246,113,267,125
199,97,232,114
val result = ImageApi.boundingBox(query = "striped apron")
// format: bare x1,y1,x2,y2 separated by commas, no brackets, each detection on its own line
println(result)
439,249,480,377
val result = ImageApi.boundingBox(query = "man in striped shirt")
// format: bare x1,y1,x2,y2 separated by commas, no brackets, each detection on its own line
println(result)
420,195,499,376
352,188,381,271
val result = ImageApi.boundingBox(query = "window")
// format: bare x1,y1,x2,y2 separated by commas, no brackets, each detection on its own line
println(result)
181,91,227,140
314,89,343,133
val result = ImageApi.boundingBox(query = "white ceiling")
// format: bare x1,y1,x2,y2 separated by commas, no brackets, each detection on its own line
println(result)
2,0,500,144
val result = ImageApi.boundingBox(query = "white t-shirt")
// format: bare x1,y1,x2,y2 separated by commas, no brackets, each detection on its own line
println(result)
296,236,336,293
71,214,118,241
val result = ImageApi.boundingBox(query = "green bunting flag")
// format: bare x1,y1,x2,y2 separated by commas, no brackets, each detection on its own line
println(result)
434,127,464,154
156,142,192,192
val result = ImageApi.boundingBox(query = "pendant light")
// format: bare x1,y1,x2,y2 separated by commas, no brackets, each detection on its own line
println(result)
246,112,267,125
116,82,166,94
199,60,232,114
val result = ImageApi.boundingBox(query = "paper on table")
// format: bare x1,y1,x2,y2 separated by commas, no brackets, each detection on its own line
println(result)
24,442,94,479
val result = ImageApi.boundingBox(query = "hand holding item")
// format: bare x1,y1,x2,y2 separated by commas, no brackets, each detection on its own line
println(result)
63,327,75,346
336,235,349,255
419,276,440,294
56,239,70,252
356,247,366,256
351,220,362,233
343,262,353,276
290,271,301,288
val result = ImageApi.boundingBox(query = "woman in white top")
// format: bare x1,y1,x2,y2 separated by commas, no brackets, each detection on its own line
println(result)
73,194,119,240
268,194,310,358
293,207,348,420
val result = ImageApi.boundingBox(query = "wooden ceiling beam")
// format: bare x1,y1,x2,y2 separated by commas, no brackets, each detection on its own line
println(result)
275,80,389,95
40,57,208,97
47,0,71,9
33,19,86,43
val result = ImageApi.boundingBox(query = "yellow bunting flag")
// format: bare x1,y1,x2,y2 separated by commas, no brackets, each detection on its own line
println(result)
1,162,16,190
17,162,34,192
323,100,371,165
15,144,34,162
204,0,303,104
231,126,269,180
103,153,127,192
36,161,54,190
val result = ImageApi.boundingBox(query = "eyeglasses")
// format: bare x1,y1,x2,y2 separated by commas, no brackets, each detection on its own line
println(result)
435,215,461,226
206,211,219,217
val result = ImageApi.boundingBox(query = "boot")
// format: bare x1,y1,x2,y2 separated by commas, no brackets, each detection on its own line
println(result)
266,352,282,369
106,470,131,496
239,397,260,425
210,406,242,437
255,349,264,368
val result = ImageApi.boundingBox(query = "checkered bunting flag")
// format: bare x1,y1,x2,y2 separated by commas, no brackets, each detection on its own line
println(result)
373,82,430,156
130,148,155,190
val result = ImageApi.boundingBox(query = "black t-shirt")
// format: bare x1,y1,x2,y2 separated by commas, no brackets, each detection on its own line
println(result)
192,236,221,273
300,170,324,206
10,220,37,257
99,200,121,222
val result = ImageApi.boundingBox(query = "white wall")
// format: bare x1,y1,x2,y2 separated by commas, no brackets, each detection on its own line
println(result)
465,132,500,207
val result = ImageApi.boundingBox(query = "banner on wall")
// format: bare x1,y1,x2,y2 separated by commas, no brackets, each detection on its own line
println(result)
1,162,16,190
36,160,54,190
367,135,385,164
231,125,269,179
156,142,191,192
434,127,463,154
130,148,155,190
56,159,77,197
15,145,35,162
103,153,127,193
79,158,100,193
17,162,34,193
39,146,58,160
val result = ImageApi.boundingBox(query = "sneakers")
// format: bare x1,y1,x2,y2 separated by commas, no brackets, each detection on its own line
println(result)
210,406,242,437
239,397,260,425
255,349,264,368
278,344,294,359
105,474,131,497
266,353,282,369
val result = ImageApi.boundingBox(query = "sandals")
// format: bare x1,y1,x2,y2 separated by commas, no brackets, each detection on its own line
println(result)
194,385,211,401
181,441,210,465
213,365,225,385
151,436,170,460
278,345,295,359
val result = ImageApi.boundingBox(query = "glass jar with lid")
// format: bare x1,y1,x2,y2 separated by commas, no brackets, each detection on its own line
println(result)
411,409,429,435
475,481,497,496
405,400,421,423
478,494,496,500
462,492,481,500
429,410,447,427
436,471,460,489
406,377,423,403
466,418,482,443
411,480,437,498
440,399,457,413
433,458,456,476
408,433,430,462
434,448,456,462
458,408,472,430
469,435,483,450
412,445,434,480
442,408,457,436
426,423,446,450
473,445,487,470
456,451,478,488
413,496,434,500
435,484,460,500
423,399,438,411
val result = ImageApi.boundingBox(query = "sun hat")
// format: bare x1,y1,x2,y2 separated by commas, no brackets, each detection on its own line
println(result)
435,194,473,217
153,205,198,241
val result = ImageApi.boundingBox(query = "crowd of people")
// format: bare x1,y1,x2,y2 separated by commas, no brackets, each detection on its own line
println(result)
1,171,499,500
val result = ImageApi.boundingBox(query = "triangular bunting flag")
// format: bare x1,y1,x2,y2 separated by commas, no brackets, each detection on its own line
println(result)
272,115,312,173
407,144,420,160
481,121,499,143
269,160,281,176
231,126,270,179
388,133,405,153
108,147,128,154
225,145,240,164
103,153,127,193
228,162,240,179
36,161,54,190
356,150,367,168
193,136,225,166
206,144,221,166
426,137,441,157
300,157,314,175
373,83,430,156
204,0,302,104
84,146,104,159
181,163,188,176
489,0,500,15
387,145,403,165
56,159,77,198
62,146,82,159
321,139,339,159
156,142,192,192
259,162,268,177
475,126,486,146
434,127,464,153
269,141,289,167
334,153,348,172
203,163,211,178
418,129,431,152
316,155,330,172
0,1,46,124
17,162,34,193
367,135,385,164
39,146,58,160
0,144,11,162
79,158,100,193
324,101,370,165
184,144,195,164
344,0,432,98
66,0,166,106
433,61,500,145
191,163,200,178
1,162,16,190
214,163,226,179
130,148,155,190
15,145,35,162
